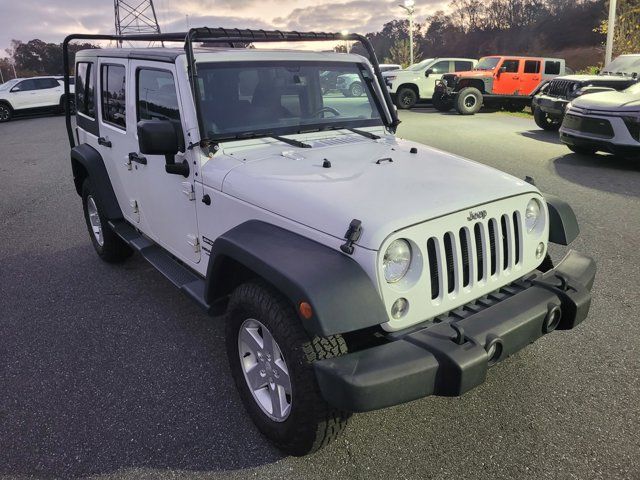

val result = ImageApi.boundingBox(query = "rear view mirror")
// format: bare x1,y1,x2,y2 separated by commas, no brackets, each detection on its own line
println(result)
137,120,189,177
425,68,433,78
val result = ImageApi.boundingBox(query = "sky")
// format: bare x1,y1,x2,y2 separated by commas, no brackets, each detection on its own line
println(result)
0,0,448,57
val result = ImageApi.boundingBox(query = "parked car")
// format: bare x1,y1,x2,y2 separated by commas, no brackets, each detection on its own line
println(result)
0,76,75,122
434,56,566,115
336,72,366,97
560,82,640,158
64,28,595,456
532,54,640,131
386,57,478,108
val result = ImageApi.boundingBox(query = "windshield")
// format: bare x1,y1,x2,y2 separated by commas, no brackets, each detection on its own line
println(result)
197,61,384,140
406,59,434,71
475,57,501,71
603,56,640,76
0,79,19,91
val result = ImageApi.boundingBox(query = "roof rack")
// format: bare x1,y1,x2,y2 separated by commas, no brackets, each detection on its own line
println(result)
62,28,400,149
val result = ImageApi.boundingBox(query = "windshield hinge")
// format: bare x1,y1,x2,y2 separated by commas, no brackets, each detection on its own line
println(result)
340,219,362,255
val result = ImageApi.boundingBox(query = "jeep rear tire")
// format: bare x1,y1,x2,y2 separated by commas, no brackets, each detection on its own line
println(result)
226,281,351,456
432,91,453,112
533,107,561,131
0,102,12,122
568,145,598,155
396,87,418,109
81,179,133,263
455,87,483,115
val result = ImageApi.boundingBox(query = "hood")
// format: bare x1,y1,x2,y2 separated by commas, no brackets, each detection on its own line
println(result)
455,71,492,78
209,134,537,250
552,74,634,83
573,89,640,112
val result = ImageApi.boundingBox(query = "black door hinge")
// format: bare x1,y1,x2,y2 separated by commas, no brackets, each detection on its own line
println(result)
340,219,362,255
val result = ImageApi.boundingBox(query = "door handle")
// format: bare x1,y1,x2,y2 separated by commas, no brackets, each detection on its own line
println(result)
128,152,147,165
513,76,520,79
98,137,112,148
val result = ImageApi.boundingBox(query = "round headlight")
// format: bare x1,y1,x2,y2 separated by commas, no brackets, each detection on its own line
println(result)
383,239,411,283
525,198,542,232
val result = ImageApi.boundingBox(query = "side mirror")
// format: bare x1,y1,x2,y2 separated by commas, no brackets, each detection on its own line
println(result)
425,68,433,78
10,86,21,92
498,67,506,76
137,120,189,177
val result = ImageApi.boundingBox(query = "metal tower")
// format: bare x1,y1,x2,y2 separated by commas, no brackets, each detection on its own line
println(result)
113,0,163,46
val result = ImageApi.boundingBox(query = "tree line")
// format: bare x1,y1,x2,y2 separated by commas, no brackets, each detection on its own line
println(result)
352,0,613,69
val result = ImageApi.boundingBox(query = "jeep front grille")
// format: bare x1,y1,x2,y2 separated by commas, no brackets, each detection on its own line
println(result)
425,211,523,303
547,79,576,97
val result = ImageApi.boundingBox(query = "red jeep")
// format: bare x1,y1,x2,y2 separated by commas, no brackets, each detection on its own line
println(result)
433,56,566,115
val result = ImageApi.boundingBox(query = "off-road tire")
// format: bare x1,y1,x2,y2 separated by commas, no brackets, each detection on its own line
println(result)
568,145,598,155
81,179,133,263
349,82,364,97
0,102,12,122
534,107,561,131
432,91,453,112
396,87,418,109
455,87,483,115
226,281,351,456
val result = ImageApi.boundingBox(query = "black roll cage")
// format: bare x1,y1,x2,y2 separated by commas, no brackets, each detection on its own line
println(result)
62,27,400,149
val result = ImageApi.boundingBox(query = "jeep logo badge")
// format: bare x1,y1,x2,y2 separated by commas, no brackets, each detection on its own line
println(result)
467,210,488,221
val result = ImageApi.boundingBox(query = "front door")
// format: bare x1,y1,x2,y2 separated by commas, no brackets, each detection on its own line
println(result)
492,59,521,95
9,79,38,109
420,60,451,98
127,60,200,264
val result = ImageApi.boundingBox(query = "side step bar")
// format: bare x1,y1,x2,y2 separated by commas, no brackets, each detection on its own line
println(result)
109,220,211,312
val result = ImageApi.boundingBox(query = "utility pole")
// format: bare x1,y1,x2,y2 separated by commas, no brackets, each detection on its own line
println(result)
605,0,617,65
113,0,163,47
399,0,416,65
0,67,4,84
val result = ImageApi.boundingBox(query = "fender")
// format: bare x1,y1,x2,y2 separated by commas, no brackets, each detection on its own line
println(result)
205,220,389,337
545,194,579,245
70,143,123,220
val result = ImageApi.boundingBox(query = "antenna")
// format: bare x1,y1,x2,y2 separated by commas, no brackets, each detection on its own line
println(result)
113,0,163,47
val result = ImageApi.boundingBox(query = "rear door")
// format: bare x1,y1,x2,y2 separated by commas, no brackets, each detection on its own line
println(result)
493,59,521,95
520,59,542,95
34,78,62,107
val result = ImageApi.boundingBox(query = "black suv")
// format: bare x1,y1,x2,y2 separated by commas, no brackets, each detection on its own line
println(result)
532,54,640,131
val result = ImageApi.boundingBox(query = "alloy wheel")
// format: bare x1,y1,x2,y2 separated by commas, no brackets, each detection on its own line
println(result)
86,195,104,247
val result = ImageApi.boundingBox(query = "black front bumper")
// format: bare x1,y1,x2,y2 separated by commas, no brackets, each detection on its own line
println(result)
561,132,640,157
314,250,596,412
533,94,568,117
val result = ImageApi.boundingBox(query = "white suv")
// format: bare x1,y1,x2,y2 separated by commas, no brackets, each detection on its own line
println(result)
64,28,595,456
386,57,477,108
0,76,74,122
560,82,640,158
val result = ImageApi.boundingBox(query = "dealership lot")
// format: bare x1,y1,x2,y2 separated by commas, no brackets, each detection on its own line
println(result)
0,110,638,479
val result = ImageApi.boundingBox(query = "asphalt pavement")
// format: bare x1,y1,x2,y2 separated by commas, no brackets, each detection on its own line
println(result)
0,109,638,480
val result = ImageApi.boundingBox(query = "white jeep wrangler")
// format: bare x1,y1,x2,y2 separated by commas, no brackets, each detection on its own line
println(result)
63,28,596,456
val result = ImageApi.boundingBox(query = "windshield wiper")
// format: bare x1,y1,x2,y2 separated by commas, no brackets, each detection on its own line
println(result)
347,128,380,140
231,131,312,148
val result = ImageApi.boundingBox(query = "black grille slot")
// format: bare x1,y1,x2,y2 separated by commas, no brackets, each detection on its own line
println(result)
488,219,497,276
459,228,471,287
427,238,439,300
563,114,614,138
501,215,509,270
444,233,455,293
513,212,521,265
548,79,575,97
474,222,484,281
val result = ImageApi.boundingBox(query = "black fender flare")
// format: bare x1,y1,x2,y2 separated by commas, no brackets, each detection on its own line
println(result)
70,143,123,220
545,194,579,245
205,220,389,337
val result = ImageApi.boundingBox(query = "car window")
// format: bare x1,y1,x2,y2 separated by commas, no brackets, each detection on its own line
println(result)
524,60,540,74
101,64,126,129
13,79,37,92
502,60,520,73
545,61,561,75
35,78,59,89
454,61,474,72
137,69,181,123
76,62,96,118
430,61,450,74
